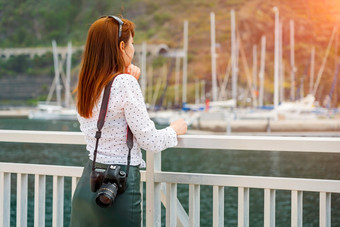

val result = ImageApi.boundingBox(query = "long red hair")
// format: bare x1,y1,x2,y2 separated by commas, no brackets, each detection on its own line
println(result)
76,16,135,118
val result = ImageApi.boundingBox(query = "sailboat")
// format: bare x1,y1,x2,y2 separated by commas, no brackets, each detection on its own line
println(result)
29,41,77,120
28,102,77,120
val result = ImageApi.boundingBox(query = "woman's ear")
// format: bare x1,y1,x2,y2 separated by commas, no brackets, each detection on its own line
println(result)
119,41,125,52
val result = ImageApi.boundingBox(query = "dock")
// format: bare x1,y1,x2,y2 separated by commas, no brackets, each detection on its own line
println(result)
192,118,340,133
0,108,32,118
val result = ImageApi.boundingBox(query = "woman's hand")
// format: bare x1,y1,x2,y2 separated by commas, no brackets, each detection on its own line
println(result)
125,64,141,80
170,118,187,135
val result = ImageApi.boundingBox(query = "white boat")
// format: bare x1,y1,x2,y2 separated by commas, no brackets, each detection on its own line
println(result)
209,99,236,109
149,109,201,126
276,94,324,120
237,108,277,120
29,41,77,121
237,94,328,120
28,102,77,120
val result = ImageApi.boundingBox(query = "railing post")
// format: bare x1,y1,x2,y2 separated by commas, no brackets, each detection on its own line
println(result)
189,184,200,227
34,174,46,227
140,181,144,227
166,183,177,227
319,192,331,227
160,183,188,227
264,189,276,227
238,187,249,227
52,176,64,227
213,185,224,227
17,173,28,227
0,172,11,227
71,176,79,199
291,190,302,227
146,151,161,227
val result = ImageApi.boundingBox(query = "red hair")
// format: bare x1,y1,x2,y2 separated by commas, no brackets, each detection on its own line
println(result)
76,16,135,118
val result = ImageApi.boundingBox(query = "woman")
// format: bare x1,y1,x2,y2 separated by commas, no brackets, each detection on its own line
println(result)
70,15,187,226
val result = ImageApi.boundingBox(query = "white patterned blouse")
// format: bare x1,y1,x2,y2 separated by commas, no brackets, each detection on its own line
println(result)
77,74,178,168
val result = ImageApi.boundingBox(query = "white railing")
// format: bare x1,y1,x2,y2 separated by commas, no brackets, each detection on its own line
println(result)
1,130,340,227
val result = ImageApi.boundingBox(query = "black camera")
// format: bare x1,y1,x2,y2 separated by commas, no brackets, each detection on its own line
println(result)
90,165,127,208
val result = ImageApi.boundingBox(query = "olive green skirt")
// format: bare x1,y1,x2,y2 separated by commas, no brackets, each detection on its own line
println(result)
70,160,141,227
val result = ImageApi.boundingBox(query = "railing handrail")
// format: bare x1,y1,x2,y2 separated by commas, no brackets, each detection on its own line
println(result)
154,172,340,193
0,162,83,177
2,161,339,195
0,162,147,182
1,129,340,153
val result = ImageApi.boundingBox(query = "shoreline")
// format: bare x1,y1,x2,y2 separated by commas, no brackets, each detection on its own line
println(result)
0,108,33,118
1,109,340,135
191,118,340,133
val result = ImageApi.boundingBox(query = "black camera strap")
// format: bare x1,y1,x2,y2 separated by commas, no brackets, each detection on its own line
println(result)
92,76,133,177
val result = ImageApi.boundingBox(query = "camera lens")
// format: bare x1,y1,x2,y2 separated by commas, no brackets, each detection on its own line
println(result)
95,183,118,208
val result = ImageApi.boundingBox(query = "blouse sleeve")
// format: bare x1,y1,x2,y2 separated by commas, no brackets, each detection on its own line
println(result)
114,74,178,153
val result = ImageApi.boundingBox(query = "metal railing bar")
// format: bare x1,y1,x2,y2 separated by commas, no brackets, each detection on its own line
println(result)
0,162,83,177
1,130,340,153
176,199,189,227
140,171,146,182
166,183,177,227
176,135,340,153
0,130,86,145
291,190,303,227
213,185,224,227
1,172,11,227
146,152,161,227
52,176,64,227
319,192,331,227
238,187,249,227
0,162,147,183
155,172,340,193
140,182,144,227
34,174,46,227
189,184,200,227
71,177,78,200
160,183,188,227
264,189,275,227
17,173,28,227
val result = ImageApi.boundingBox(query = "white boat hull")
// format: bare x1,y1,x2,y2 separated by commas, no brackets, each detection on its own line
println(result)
28,103,77,121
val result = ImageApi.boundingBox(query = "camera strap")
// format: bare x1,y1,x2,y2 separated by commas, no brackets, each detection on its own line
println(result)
92,76,134,177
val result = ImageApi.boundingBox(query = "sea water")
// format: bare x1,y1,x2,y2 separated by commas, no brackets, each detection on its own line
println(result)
0,118,339,226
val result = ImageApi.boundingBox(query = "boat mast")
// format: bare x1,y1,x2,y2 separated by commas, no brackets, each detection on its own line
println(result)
141,42,147,98
182,20,188,105
195,78,200,105
259,36,266,107
148,66,153,105
279,22,284,103
273,7,279,118
313,26,337,96
201,80,206,103
65,41,72,108
210,12,218,102
174,54,181,106
52,40,61,106
231,9,237,105
252,45,258,107
327,61,340,109
290,20,295,101
335,31,339,72
309,46,315,94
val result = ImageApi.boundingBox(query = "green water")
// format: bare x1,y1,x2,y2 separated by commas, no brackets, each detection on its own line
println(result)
0,118,340,226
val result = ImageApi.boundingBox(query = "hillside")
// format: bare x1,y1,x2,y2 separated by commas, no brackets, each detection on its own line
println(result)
0,0,339,106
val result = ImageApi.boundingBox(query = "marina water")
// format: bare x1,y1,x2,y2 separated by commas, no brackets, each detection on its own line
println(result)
1,118,340,226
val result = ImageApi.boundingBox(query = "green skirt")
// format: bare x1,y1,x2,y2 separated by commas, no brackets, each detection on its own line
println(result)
70,160,141,227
